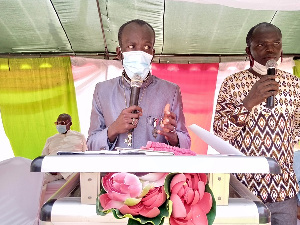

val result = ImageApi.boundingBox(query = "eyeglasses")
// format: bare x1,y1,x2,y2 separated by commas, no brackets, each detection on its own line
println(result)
54,121,70,125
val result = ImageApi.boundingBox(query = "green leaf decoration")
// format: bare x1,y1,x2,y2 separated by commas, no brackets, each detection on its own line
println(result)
205,184,216,225
128,217,165,225
124,197,142,206
96,188,110,216
164,173,177,198
110,199,171,225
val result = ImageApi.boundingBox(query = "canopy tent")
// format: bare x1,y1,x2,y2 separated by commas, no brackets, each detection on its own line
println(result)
1,0,300,161
1,0,300,63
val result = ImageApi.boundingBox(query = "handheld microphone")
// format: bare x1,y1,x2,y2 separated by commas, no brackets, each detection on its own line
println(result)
128,74,143,132
129,74,143,107
129,87,140,107
265,59,277,109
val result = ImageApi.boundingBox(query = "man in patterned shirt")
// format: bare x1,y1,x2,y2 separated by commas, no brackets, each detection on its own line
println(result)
213,22,300,225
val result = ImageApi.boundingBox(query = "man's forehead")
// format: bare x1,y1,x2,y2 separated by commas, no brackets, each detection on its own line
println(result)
122,24,154,40
123,22,151,32
252,26,281,40
57,116,69,121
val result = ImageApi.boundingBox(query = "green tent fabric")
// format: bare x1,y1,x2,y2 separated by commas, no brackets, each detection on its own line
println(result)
293,59,300,78
0,57,80,160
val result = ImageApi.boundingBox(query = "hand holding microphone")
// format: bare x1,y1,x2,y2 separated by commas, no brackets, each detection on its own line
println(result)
243,59,279,111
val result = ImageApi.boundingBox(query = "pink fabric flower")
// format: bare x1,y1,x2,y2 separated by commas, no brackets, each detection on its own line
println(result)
139,172,169,187
169,173,212,225
100,172,142,210
99,172,167,218
120,186,167,218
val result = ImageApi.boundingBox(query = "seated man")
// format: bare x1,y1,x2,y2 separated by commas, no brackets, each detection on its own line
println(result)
42,113,87,184
87,19,191,150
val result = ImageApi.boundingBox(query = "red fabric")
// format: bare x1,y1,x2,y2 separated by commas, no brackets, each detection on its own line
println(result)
152,63,219,154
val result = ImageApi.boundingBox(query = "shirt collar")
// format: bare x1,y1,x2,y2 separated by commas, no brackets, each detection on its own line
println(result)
120,72,154,90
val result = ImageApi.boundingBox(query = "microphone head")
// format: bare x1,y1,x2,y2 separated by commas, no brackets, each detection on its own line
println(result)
130,74,143,88
266,59,277,69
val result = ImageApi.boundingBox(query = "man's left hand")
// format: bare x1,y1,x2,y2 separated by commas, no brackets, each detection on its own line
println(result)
157,104,179,146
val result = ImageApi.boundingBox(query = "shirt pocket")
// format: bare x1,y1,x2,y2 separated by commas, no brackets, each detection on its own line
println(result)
145,114,164,129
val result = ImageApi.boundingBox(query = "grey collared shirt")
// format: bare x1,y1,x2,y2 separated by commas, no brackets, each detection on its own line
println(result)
87,75,191,150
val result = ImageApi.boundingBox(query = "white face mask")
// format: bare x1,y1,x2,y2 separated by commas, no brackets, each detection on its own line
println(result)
252,58,281,75
122,51,153,82
56,125,67,134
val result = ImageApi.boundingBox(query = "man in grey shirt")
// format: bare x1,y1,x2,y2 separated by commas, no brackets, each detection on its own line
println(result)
87,19,190,150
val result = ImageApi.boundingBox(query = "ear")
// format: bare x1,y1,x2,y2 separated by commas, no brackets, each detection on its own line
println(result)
245,46,250,56
151,48,155,62
115,46,122,60
245,46,254,67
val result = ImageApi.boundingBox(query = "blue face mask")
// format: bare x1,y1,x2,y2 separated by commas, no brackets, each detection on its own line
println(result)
56,125,67,134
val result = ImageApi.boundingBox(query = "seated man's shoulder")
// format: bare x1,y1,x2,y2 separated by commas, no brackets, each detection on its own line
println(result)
44,133,60,144
68,130,85,137
47,133,60,140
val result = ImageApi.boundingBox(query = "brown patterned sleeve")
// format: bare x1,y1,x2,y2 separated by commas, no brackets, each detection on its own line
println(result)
292,76,300,144
213,77,250,141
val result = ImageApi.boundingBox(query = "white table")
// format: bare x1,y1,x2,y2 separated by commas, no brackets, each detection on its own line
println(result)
32,154,279,225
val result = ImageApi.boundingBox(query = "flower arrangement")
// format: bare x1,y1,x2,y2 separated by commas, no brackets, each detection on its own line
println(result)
97,142,216,225
97,172,216,225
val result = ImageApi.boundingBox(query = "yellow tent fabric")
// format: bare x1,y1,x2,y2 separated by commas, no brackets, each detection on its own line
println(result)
0,57,80,159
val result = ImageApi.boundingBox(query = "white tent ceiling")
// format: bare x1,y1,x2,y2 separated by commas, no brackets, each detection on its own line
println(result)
1,0,300,63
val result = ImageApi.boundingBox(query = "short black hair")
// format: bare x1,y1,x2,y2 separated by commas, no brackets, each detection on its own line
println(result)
118,19,155,47
246,22,282,46
57,113,72,122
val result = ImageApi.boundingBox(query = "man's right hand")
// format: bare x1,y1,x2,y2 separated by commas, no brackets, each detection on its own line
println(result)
243,75,279,111
107,105,143,142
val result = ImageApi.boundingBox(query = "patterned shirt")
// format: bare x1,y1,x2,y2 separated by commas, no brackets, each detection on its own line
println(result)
213,69,300,203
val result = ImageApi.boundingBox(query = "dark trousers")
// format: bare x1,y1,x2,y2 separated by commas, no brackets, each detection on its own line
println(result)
265,196,297,225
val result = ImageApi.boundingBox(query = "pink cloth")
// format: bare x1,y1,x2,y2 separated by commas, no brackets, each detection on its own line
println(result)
141,141,197,156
